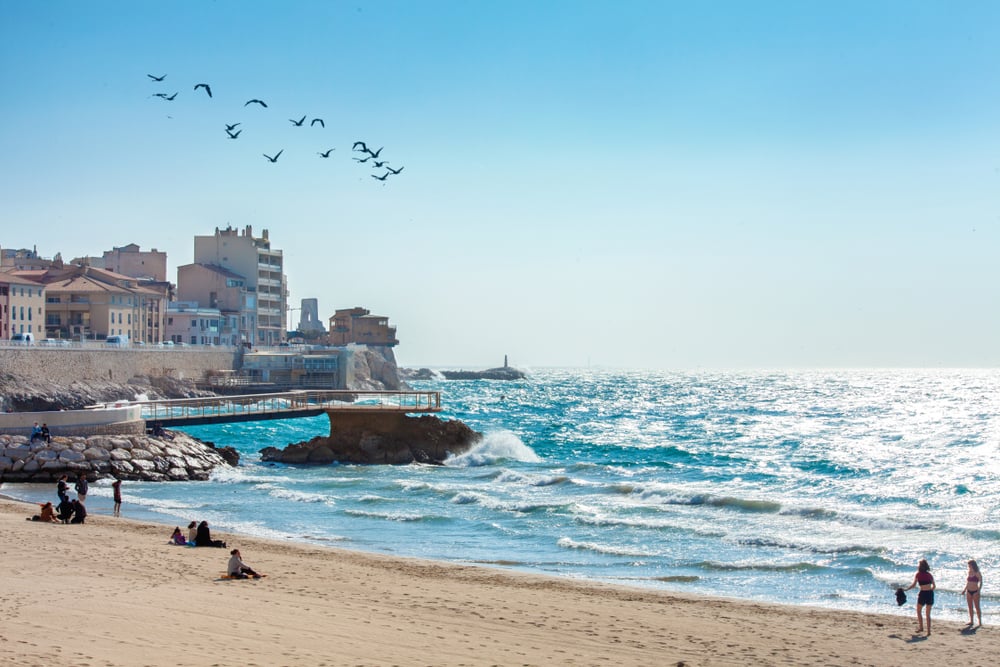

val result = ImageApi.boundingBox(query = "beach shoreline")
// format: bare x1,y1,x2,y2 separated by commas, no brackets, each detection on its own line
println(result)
0,496,996,666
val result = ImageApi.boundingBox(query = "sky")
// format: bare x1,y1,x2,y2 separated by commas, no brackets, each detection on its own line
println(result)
2,1,999,369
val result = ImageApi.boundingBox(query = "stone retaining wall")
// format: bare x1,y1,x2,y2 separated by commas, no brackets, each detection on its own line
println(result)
0,347,239,384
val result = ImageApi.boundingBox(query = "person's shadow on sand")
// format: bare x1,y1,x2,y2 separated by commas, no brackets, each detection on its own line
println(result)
960,626,979,636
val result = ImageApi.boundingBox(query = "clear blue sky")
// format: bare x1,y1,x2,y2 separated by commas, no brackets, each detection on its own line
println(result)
2,1,998,369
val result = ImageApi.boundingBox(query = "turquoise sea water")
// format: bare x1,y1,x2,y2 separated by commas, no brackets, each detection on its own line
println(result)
6,369,1000,621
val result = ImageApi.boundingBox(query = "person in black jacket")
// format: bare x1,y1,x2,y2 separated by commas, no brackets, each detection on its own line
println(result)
194,520,226,548
70,499,87,524
57,497,75,524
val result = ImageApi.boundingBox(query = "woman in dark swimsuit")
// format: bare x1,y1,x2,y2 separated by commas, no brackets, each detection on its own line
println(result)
904,558,935,635
961,559,983,627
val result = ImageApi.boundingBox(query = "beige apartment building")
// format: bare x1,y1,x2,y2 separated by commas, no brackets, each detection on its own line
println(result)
328,307,399,347
176,263,252,345
0,274,45,339
11,265,164,342
191,226,287,346
101,243,168,282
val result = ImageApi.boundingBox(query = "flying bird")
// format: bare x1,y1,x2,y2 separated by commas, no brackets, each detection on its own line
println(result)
371,160,388,168
245,99,268,107
152,93,169,99
318,149,335,158
194,83,212,97
310,118,325,128
263,150,283,163
147,74,166,81
225,122,241,132
289,115,306,126
352,155,371,163
364,146,384,158
352,141,368,152
226,129,242,139
158,93,178,101
386,166,404,175
372,172,391,181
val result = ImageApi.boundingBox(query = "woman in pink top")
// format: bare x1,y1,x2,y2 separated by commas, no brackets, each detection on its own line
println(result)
960,559,983,628
904,559,935,635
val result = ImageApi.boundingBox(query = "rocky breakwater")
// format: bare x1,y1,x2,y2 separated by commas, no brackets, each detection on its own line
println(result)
0,432,238,483
260,414,481,465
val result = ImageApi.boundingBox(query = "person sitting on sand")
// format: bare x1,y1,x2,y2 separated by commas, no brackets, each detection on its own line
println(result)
195,520,226,548
187,521,198,544
39,501,59,523
57,496,75,524
961,559,983,628
904,558,935,635
170,527,188,545
70,498,87,524
227,549,262,579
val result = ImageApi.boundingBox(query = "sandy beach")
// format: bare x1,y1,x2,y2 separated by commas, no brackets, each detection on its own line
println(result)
0,497,995,666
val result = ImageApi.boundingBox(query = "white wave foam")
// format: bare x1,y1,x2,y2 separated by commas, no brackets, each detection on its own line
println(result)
446,430,540,467
557,537,658,558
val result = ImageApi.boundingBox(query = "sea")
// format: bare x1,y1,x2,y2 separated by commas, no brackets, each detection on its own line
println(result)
5,368,999,622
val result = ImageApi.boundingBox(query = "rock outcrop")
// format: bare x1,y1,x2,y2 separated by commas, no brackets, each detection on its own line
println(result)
440,367,526,381
260,413,481,465
347,345,407,390
0,373,215,413
0,431,236,482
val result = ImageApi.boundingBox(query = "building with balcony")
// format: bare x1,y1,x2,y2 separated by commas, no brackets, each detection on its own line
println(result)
192,225,287,347
0,274,45,339
10,265,164,342
328,307,399,347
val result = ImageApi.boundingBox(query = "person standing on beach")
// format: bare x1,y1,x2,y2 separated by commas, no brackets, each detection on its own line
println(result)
904,559,936,635
112,478,122,516
56,474,69,502
75,474,88,504
961,559,983,627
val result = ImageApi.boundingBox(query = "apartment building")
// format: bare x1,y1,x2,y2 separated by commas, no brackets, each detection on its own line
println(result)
11,265,164,342
176,263,255,347
101,243,168,282
0,274,45,339
191,226,287,346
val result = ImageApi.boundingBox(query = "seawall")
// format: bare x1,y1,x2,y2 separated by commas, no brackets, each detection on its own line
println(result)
0,347,239,384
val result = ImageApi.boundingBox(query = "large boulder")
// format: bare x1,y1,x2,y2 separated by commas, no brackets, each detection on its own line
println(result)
260,414,481,465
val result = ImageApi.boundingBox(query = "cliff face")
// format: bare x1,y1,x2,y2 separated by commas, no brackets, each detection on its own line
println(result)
347,346,405,390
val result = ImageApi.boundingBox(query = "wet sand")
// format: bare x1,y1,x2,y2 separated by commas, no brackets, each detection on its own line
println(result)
0,497,995,666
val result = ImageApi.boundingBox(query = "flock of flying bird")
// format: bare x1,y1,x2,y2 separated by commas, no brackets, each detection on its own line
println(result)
147,73,405,182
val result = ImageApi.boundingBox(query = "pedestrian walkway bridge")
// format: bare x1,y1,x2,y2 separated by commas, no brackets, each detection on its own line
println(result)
136,390,442,427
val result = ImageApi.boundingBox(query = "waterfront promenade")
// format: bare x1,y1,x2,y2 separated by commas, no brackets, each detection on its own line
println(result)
137,389,442,426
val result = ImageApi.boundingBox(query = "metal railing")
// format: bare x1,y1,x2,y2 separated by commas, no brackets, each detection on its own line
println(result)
136,389,442,425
